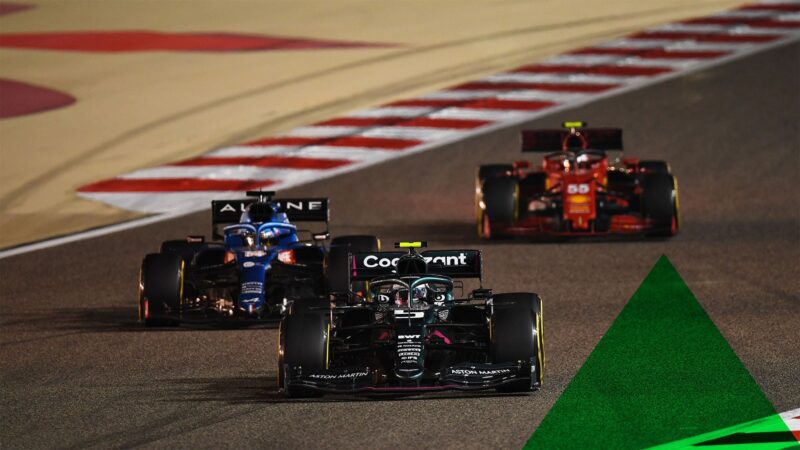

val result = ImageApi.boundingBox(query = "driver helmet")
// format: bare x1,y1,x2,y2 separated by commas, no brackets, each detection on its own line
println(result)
576,152,592,170
259,228,281,247
412,284,431,305
393,286,409,306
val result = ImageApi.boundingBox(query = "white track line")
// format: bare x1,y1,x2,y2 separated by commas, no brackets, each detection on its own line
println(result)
117,165,323,181
482,73,640,85
209,145,398,160
542,54,704,68
346,106,434,118
595,39,750,51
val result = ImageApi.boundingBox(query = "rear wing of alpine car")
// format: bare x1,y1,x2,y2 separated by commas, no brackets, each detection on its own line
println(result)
349,250,483,281
210,197,329,240
521,128,623,152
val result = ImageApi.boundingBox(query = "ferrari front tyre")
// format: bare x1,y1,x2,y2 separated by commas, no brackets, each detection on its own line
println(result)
279,312,330,398
139,253,183,327
641,172,679,237
491,293,544,392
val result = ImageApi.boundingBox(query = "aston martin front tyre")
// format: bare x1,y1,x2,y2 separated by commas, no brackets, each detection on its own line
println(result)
139,253,183,327
280,312,329,398
491,293,544,392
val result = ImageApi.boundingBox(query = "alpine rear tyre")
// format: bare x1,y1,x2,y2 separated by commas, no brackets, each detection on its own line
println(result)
139,253,183,327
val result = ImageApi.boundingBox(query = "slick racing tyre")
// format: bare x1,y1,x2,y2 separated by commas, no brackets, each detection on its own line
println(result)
278,312,330,398
641,172,679,237
479,176,518,239
327,235,380,296
139,253,183,327
476,165,514,237
491,293,544,392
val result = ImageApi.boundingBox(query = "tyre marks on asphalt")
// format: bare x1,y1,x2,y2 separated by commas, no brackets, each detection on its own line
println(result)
76,1,800,214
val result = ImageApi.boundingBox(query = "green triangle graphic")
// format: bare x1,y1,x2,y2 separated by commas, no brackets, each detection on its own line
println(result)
525,256,780,449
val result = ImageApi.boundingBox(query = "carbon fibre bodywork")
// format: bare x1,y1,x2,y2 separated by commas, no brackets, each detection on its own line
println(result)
279,246,544,396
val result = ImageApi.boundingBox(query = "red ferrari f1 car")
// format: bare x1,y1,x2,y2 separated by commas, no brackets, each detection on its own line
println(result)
476,122,679,239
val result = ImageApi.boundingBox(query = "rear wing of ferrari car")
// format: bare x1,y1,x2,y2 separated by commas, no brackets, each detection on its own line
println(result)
349,250,483,281
210,197,329,240
521,128,623,152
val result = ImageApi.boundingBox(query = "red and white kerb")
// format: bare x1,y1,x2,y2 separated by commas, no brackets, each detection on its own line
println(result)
77,0,800,214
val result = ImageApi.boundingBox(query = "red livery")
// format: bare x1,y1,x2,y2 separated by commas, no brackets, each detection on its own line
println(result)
475,122,679,239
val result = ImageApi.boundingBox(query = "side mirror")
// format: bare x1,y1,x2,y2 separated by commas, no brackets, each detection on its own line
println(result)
313,232,330,241
471,288,492,299
513,160,532,169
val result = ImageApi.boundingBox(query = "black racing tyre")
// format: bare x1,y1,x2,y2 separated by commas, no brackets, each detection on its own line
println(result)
279,312,330,397
641,172,679,237
638,160,670,174
476,165,514,237
327,235,380,295
479,176,517,239
139,253,183,327
491,293,544,392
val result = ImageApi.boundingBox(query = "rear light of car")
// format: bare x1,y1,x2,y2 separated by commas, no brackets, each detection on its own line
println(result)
278,249,295,265
224,251,235,264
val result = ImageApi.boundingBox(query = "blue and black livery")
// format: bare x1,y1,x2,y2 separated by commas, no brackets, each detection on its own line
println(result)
138,191,378,325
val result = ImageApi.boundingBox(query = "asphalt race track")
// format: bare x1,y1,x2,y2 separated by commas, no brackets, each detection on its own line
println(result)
1,40,798,449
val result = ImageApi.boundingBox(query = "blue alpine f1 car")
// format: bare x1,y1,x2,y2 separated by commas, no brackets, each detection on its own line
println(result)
138,191,379,326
